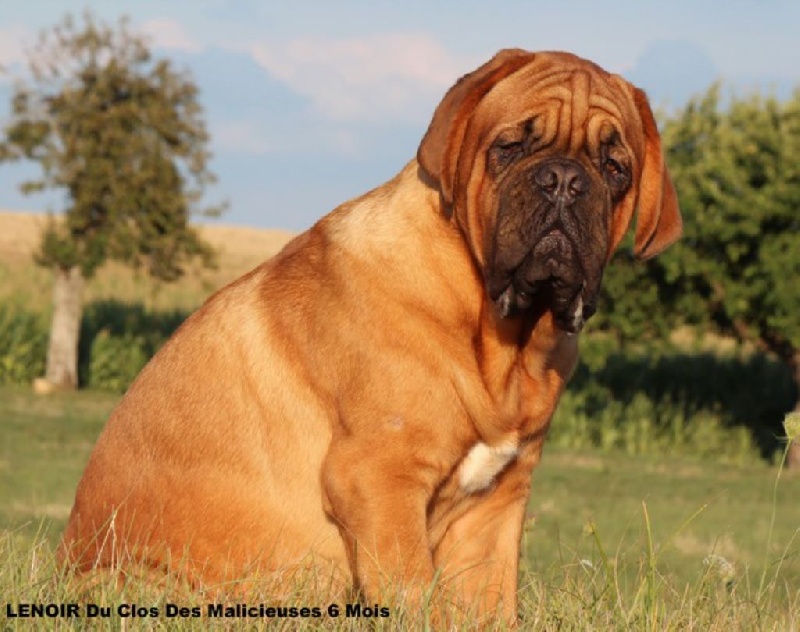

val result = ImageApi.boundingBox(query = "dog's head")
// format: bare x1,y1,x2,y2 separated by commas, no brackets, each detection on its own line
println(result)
418,49,681,332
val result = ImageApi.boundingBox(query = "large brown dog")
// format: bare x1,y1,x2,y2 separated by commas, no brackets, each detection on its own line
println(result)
60,49,681,624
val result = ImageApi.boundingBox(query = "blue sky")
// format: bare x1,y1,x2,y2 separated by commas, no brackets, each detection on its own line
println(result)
2,1,799,230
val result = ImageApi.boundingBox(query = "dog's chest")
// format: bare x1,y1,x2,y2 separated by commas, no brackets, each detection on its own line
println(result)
457,438,519,493
452,318,579,495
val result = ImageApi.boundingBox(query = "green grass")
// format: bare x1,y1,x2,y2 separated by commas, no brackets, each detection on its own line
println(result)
524,451,800,626
1,386,798,630
0,386,117,541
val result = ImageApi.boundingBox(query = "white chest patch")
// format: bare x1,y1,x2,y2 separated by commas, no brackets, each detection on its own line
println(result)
458,438,519,494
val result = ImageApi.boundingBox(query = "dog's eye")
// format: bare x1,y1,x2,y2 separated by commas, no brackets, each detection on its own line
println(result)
604,157,630,185
602,156,631,198
604,157,624,176
490,139,525,170
496,140,523,153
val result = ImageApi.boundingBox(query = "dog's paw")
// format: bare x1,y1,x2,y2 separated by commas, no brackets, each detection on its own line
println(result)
458,438,519,493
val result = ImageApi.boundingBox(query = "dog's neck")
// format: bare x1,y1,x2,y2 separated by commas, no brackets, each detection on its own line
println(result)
474,301,579,441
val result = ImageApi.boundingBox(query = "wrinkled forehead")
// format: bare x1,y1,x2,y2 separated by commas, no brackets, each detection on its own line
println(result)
472,53,644,157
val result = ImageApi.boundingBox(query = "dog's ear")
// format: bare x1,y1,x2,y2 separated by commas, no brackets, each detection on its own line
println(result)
629,88,682,259
417,49,535,211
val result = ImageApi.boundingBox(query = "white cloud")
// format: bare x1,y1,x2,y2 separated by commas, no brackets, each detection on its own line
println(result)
140,18,203,54
244,32,470,122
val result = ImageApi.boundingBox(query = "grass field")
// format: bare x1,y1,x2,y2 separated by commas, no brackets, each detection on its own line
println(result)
1,385,798,630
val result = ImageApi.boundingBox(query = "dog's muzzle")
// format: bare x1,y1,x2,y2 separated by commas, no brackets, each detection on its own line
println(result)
490,158,599,332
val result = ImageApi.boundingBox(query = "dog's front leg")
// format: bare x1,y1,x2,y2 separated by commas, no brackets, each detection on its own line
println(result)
432,438,544,627
322,437,439,607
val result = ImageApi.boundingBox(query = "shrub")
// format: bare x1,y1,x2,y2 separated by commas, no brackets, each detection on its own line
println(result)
77,299,188,392
84,329,148,393
0,298,185,392
548,340,795,462
0,301,48,385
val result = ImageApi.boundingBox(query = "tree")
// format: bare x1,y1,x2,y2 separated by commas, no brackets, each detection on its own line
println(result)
0,12,224,389
598,85,800,467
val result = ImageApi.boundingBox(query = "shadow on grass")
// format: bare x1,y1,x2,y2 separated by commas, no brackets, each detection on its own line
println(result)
570,350,796,460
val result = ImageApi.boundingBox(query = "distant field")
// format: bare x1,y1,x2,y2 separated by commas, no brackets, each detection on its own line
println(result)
0,211,296,312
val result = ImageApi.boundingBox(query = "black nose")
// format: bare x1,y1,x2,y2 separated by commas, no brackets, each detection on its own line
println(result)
533,159,588,206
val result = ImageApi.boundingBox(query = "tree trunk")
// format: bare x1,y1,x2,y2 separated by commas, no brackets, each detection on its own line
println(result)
787,352,800,470
43,266,85,389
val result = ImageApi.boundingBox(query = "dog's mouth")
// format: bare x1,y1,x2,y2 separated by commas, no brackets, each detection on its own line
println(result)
489,228,597,333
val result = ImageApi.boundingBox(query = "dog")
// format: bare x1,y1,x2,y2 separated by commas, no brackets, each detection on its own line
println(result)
60,49,681,626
